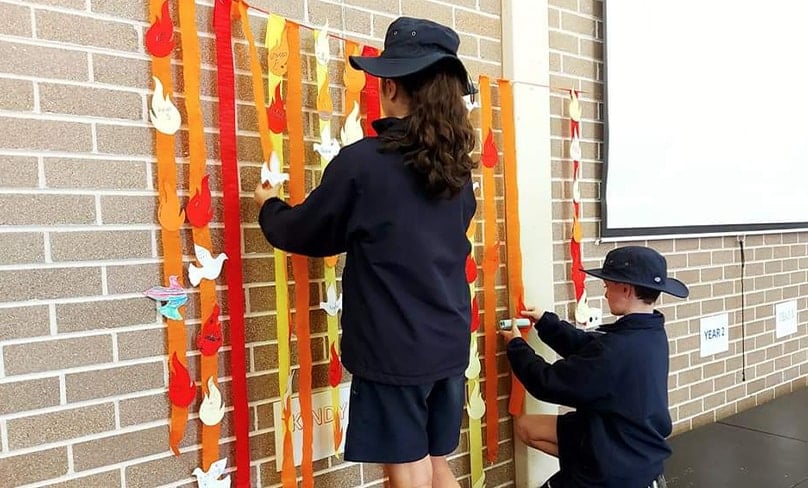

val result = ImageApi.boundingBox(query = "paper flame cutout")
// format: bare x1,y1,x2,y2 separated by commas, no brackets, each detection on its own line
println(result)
188,244,228,287
199,377,225,426
260,151,289,188
267,84,287,134
467,381,485,419
158,181,185,231
319,284,343,316
464,95,480,113
324,255,339,268
340,101,363,146
314,131,340,162
186,175,213,228
343,45,365,93
145,0,175,58
574,289,592,325
570,132,582,162
197,304,223,356
314,21,330,66
328,341,342,387
192,457,231,488
268,25,289,77
464,339,481,378
150,76,181,135
568,89,582,122
316,80,334,121
465,255,478,283
481,129,498,168
144,275,188,320
470,296,480,332
168,352,196,407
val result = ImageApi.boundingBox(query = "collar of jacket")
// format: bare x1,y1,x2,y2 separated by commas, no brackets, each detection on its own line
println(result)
372,116,410,135
598,311,665,332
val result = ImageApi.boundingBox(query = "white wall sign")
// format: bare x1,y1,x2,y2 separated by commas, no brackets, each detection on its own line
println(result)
273,385,350,470
700,313,729,358
775,300,798,339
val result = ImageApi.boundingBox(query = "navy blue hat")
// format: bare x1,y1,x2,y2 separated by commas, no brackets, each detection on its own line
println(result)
349,17,472,94
583,246,689,298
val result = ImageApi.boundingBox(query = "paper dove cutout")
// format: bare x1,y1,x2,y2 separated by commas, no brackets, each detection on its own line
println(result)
192,457,231,488
260,151,289,188
314,131,341,162
464,338,481,379
144,275,188,320
188,244,228,287
463,94,480,113
320,284,343,316
340,101,364,146
150,77,181,135
199,377,225,426
314,20,330,67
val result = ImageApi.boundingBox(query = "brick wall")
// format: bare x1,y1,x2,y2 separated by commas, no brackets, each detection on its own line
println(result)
548,0,808,435
0,0,516,487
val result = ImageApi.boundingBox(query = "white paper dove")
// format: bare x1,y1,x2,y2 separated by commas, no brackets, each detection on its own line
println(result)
314,131,341,162
150,76,181,135
199,377,225,426
340,101,364,146
315,20,330,67
574,290,590,324
463,94,480,113
464,338,481,379
319,284,343,316
188,244,228,287
260,151,289,188
192,457,231,488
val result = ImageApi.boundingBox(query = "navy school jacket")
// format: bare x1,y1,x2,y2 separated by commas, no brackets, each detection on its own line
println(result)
507,311,672,487
259,117,476,385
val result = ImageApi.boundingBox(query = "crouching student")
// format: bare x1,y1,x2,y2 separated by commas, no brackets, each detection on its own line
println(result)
500,246,688,488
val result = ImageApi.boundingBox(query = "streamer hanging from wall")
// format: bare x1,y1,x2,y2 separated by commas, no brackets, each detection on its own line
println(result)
478,75,500,463
568,89,590,325
213,0,250,484
465,209,485,488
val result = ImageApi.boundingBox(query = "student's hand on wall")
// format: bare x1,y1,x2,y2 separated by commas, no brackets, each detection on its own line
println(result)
254,182,279,208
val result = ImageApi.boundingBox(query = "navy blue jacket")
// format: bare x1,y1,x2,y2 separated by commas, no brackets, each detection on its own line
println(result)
259,117,476,385
507,311,671,487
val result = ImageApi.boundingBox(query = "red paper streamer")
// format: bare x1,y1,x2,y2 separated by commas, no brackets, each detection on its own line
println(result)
360,46,381,136
213,1,250,485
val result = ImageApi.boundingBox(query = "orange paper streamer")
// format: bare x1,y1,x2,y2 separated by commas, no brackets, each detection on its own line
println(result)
285,22,315,488
479,75,499,463
499,79,528,416
179,0,220,467
149,0,190,456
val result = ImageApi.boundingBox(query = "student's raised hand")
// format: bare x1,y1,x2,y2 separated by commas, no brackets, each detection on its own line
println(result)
520,305,543,322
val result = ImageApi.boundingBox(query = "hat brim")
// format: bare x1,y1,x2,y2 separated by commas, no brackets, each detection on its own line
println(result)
349,52,472,95
582,268,690,299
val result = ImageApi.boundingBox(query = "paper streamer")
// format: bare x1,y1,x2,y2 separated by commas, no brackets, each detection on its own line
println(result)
213,1,250,484
479,75,499,463
499,80,528,416
342,40,365,147
264,15,296,488
179,0,221,467
568,89,589,324
360,45,381,135
148,0,191,457
465,205,485,488
314,24,345,457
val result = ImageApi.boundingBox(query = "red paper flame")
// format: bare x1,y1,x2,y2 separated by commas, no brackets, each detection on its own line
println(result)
145,1,175,58
267,84,286,134
361,45,381,136
328,342,342,387
186,174,213,228
470,297,480,332
168,352,195,407
570,239,585,300
196,304,223,356
465,254,478,283
482,129,498,168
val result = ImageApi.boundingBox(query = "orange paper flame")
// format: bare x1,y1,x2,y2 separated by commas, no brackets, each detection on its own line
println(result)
328,341,342,387
186,174,213,228
481,129,498,168
145,0,175,58
343,46,366,94
196,304,223,356
158,182,185,231
168,352,196,407
268,84,286,134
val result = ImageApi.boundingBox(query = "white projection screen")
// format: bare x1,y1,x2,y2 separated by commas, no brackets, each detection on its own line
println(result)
602,1,808,238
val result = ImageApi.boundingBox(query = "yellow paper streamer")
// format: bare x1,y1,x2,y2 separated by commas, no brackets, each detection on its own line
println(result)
465,218,485,487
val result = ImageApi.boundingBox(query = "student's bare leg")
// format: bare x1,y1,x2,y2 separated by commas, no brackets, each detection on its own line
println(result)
430,456,460,488
385,456,433,488
515,414,559,457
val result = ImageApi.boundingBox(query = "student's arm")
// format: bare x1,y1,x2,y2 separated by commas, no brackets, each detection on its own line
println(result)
506,338,614,408
534,311,596,358
259,152,357,257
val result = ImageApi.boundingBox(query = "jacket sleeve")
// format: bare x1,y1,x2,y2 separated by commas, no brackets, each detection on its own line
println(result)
258,152,357,257
535,311,596,358
506,337,615,408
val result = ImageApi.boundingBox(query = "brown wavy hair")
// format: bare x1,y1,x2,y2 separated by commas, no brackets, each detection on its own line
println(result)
378,61,477,198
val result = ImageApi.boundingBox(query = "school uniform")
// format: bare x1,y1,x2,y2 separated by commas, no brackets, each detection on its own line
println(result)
507,311,672,488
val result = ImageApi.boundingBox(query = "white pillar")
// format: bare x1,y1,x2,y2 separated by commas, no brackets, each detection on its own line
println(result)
501,0,559,486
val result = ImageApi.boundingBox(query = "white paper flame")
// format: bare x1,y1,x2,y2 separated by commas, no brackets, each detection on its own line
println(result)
315,20,330,66
199,377,225,426
464,338,481,379
467,381,485,420
340,101,364,146
150,76,181,135
261,151,289,188
569,90,582,122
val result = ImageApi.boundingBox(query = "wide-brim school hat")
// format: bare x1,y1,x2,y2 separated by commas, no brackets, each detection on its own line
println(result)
582,246,690,298
349,16,474,95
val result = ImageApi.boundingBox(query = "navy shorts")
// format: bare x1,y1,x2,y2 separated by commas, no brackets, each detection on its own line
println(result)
344,374,465,464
